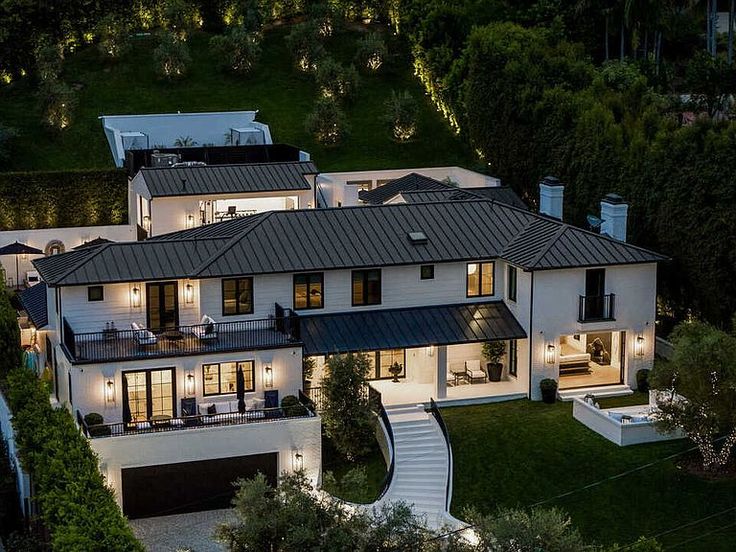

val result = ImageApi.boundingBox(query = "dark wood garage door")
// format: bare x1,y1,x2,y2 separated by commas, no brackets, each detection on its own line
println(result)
122,453,278,519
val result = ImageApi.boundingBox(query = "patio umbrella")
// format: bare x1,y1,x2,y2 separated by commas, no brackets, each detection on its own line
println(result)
0,241,43,289
236,366,246,414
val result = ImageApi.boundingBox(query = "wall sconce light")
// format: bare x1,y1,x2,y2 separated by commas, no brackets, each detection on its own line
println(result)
184,283,194,304
130,286,141,308
142,215,151,232
545,343,556,364
292,450,304,472
20,252,28,261
185,372,195,396
427,345,435,357
635,335,645,357
105,379,115,403
186,213,195,229
264,365,273,388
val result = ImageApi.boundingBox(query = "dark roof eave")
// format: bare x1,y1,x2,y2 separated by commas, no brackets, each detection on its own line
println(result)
148,183,312,198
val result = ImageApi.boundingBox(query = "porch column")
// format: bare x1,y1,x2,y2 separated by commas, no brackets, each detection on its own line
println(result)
435,345,448,399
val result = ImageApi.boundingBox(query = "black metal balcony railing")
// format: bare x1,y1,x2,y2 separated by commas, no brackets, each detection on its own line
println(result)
578,294,616,322
77,395,315,439
62,314,301,364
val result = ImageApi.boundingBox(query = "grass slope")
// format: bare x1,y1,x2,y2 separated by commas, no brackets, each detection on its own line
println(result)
321,432,388,504
0,27,474,172
443,396,736,550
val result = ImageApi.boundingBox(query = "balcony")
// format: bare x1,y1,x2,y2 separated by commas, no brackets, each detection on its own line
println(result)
62,311,301,364
578,294,615,323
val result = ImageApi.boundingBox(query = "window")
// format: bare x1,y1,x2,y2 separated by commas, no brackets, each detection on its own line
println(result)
507,265,517,302
508,340,518,377
294,273,324,310
203,361,255,396
467,262,494,297
347,180,372,192
222,278,253,315
364,349,406,380
352,269,381,306
420,265,435,280
87,285,104,302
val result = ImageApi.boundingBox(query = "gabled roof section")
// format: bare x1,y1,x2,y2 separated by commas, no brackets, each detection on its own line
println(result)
138,161,317,197
19,282,48,329
400,186,528,210
358,173,452,205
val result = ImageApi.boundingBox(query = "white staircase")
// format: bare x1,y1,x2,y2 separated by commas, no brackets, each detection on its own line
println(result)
377,405,451,529
558,384,632,402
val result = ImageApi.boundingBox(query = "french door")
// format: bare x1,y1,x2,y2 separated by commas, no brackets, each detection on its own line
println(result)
584,268,606,319
146,281,179,331
123,368,176,423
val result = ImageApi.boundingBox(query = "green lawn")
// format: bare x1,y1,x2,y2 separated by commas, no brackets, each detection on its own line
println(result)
321,432,388,504
0,26,474,172
443,395,736,550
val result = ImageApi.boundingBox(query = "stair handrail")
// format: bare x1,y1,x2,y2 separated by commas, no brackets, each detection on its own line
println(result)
428,397,453,512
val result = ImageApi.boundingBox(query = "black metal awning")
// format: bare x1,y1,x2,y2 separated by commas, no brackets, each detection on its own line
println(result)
300,301,526,356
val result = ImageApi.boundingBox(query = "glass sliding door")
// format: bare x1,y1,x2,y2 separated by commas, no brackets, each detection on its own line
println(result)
123,368,175,423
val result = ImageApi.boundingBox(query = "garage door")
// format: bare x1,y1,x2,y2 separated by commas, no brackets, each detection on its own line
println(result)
122,453,278,519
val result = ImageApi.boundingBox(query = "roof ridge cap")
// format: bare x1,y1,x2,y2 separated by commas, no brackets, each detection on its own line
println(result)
524,222,569,268
46,242,113,284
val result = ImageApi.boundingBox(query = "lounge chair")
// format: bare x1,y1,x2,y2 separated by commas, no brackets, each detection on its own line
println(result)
131,322,157,346
465,359,487,383
192,314,218,341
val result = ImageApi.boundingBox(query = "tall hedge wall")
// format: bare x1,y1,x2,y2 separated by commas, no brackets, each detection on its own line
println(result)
0,170,128,231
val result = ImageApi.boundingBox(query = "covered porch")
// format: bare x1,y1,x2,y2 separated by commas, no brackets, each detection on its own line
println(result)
301,302,528,407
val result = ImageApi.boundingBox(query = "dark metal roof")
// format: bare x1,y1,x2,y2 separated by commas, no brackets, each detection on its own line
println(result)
34,201,667,286
138,161,317,197
300,301,527,355
400,186,528,210
358,173,452,205
73,237,112,250
19,282,48,328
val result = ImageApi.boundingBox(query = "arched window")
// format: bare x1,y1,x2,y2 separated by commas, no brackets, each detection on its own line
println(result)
45,240,65,256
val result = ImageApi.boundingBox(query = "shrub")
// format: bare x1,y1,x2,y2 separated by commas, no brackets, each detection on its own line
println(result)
307,2,337,38
94,14,132,59
34,40,63,82
280,394,307,417
153,32,191,79
285,21,325,72
383,90,418,141
482,341,506,364
0,123,18,164
163,0,201,41
315,57,359,102
209,26,261,74
355,32,387,72
305,97,349,145
0,293,21,385
636,368,650,392
37,80,77,130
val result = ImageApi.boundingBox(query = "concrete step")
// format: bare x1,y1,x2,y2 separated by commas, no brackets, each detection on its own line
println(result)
558,384,632,401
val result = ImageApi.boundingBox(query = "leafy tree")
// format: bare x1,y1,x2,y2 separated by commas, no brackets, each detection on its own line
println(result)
383,90,418,141
320,353,373,459
34,39,63,82
210,26,262,74
650,321,736,471
0,124,18,164
685,51,736,117
355,32,388,71
153,32,191,80
315,57,360,102
163,0,201,41
0,292,21,383
37,80,77,130
307,2,338,38
94,14,131,60
305,97,350,146
285,21,325,72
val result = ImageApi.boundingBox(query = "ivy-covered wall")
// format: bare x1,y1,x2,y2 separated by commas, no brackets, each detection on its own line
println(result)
0,170,128,231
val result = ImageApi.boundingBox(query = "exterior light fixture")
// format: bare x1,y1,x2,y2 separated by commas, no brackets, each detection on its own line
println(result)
293,450,304,472
142,215,151,232
184,283,194,304
635,335,645,357
105,379,115,403
186,213,195,229
545,343,556,364
427,345,435,357
185,372,195,396
130,287,141,308
264,365,273,388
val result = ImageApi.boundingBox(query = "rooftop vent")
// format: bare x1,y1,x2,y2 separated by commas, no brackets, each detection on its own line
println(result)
407,231,428,245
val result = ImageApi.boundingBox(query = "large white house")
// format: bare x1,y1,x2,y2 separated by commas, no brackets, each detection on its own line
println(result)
19,177,665,518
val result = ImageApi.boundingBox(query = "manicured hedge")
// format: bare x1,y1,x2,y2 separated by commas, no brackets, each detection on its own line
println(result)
0,169,128,231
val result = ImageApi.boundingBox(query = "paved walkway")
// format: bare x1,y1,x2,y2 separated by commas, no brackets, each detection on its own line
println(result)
130,508,234,552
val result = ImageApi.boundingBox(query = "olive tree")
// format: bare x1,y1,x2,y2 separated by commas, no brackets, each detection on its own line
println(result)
209,26,261,74
355,32,387,72
285,21,325,72
315,57,359,102
94,14,132,60
383,90,418,141
153,32,191,80
305,97,349,146
650,321,736,471
37,80,77,130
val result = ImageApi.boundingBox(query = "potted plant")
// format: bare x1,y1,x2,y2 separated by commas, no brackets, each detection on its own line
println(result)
482,341,506,382
636,368,650,392
83,412,111,437
302,356,316,388
540,378,558,404
388,362,403,383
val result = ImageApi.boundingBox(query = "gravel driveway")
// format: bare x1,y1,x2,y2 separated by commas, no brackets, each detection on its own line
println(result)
130,509,236,552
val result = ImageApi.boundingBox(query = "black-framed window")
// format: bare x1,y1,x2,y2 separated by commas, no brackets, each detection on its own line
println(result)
364,349,406,380
420,265,435,280
122,368,175,423
294,273,324,310
87,285,104,302
507,265,517,302
352,269,381,306
203,360,255,396
508,339,518,377
222,278,253,315
467,261,494,297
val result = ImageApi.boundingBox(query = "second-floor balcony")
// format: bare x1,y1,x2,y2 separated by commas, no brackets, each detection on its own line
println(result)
62,308,301,364
578,294,615,323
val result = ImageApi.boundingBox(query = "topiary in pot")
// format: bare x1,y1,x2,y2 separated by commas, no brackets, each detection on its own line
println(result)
540,378,558,404
388,362,403,383
482,341,506,382
83,412,111,437
636,368,650,392
281,395,307,417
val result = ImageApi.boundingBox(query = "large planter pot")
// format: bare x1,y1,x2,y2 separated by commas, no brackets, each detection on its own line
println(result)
487,362,503,382
540,379,558,404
